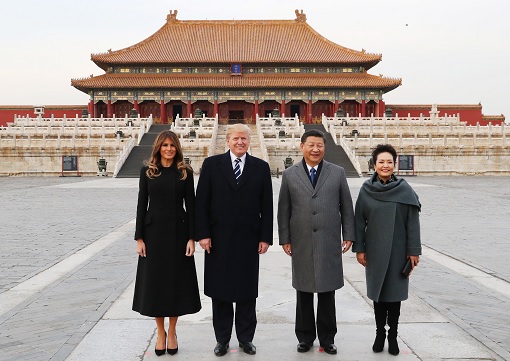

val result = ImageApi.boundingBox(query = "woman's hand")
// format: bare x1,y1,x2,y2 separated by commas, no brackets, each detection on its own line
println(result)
409,255,420,274
356,252,366,267
185,239,195,256
136,239,146,257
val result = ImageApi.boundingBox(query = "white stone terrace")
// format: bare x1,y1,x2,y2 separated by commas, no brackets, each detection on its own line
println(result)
0,114,152,149
170,114,218,157
256,114,305,150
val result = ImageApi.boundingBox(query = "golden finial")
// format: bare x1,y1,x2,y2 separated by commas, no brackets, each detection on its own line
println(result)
167,10,178,23
295,9,307,22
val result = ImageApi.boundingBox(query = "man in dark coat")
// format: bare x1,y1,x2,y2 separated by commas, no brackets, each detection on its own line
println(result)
278,129,355,355
195,123,273,357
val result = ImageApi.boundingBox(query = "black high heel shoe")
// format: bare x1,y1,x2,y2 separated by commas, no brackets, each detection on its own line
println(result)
155,332,166,356
167,334,178,355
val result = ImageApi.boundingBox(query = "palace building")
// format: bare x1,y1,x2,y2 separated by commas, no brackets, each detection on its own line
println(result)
71,10,402,124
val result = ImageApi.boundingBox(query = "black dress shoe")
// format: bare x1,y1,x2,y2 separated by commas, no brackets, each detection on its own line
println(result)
239,341,256,355
214,342,229,357
154,348,166,357
297,341,313,353
167,334,178,355
155,332,166,356
322,344,337,355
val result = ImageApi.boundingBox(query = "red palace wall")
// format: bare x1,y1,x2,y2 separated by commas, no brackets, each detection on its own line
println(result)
386,104,505,126
0,106,86,126
1,103,504,127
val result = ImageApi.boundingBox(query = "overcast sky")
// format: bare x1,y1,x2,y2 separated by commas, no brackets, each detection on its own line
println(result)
0,0,508,121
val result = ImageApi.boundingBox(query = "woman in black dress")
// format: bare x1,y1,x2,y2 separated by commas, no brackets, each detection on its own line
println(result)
132,130,201,356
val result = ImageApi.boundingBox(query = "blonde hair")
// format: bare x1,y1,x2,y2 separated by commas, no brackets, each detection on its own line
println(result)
226,123,251,140
146,130,191,180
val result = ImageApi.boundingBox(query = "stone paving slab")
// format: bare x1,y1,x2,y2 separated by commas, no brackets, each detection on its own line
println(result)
0,177,138,294
0,176,509,361
66,249,498,361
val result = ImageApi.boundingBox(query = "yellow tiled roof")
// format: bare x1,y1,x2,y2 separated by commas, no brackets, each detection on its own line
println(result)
91,11,381,69
72,73,401,92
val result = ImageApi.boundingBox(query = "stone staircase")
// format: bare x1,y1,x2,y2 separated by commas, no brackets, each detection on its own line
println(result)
115,124,170,178
211,124,265,159
212,125,228,155
247,124,264,159
304,124,359,177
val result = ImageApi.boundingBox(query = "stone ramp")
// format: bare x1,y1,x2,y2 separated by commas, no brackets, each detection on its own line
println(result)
304,124,359,177
116,124,170,178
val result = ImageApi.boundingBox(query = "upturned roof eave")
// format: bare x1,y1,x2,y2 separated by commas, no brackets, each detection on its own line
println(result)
71,74,402,93
91,58,381,70
89,15,382,68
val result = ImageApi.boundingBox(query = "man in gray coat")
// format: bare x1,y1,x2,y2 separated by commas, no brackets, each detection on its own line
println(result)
277,129,355,355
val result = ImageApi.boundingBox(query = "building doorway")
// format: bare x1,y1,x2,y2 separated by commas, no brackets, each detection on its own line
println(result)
173,105,183,120
228,110,244,123
290,104,300,118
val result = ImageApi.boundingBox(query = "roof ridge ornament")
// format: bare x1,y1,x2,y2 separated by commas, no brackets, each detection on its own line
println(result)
167,10,178,23
295,9,307,22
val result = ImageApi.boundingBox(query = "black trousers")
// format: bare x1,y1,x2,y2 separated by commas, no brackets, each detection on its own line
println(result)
212,298,257,344
295,290,337,346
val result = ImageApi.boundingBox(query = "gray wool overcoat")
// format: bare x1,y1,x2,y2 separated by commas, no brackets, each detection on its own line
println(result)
352,174,421,302
277,160,355,293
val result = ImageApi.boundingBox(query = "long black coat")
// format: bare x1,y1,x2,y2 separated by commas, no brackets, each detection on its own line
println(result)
195,152,273,302
132,165,201,317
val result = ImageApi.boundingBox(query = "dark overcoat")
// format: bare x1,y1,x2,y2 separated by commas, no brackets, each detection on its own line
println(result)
352,174,421,302
277,160,355,293
132,165,201,317
195,152,273,302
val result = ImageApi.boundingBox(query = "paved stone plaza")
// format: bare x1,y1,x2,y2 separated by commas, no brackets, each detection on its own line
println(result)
0,175,509,360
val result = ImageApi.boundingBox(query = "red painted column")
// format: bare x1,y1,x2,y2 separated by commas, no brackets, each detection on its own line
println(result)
88,100,94,116
254,100,259,123
187,100,192,118
160,100,166,123
361,99,366,117
307,100,313,124
134,99,139,113
214,100,218,118
334,100,339,115
107,100,112,118
281,100,286,117
379,100,385,117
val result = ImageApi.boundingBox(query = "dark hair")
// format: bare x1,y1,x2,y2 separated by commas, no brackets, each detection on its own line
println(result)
300,129,326,144
146,130,191,180
372,144,397,164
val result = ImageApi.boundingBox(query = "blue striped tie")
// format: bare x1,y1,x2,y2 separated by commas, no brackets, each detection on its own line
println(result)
234,158,241,183
310,167,316,186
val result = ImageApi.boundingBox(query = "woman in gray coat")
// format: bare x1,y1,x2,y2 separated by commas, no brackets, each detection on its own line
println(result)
352,144,421,356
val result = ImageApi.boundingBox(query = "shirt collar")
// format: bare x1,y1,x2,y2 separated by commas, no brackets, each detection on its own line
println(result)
229,151,246,164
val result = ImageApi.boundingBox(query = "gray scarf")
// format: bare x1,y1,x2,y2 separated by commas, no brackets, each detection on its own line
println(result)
361,173,421,210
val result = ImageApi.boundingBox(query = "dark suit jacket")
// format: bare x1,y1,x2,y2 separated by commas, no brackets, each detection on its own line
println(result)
195,151,273,302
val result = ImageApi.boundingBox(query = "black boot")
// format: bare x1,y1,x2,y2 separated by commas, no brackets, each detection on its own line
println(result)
372,301,386,352
387,302,401,355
